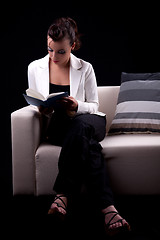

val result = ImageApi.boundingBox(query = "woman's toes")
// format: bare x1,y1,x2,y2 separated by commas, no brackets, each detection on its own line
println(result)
122,219,128,227
124,220,131,230
109,221,123,230
109,223,117,229
117,222,122,228
59,208,65,214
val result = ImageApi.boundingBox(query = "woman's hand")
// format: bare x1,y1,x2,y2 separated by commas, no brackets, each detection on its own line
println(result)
60,96,78,116
38,96,78,117
38,106,54,115
61,96,78,111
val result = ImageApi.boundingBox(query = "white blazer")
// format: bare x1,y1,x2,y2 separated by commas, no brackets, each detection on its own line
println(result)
28,53,104,115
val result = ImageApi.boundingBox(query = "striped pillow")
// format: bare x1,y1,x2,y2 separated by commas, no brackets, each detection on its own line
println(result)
109,72,160,135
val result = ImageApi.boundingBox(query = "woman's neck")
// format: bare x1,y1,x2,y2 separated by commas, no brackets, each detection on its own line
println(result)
49,58,70,85
49,58,70,70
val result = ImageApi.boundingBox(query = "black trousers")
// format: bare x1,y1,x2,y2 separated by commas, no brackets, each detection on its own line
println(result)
47,112,114,210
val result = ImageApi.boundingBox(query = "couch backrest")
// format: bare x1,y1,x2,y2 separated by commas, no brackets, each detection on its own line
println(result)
97,86,120,132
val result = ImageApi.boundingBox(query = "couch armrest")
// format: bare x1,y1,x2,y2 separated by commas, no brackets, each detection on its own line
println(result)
11,106,42,195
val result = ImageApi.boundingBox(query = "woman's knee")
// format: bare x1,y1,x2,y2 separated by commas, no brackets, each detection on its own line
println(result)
70,117,94,137
73,114,106,142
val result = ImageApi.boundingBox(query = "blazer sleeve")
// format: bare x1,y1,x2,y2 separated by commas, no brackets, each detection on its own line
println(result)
77,64,99,114
26,62,41,112
27,62,37,90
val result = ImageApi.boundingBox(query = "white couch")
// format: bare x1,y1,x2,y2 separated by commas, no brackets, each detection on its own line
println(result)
11,86,160,196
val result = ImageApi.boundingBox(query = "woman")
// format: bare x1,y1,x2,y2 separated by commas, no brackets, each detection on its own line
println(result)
28,17,130,236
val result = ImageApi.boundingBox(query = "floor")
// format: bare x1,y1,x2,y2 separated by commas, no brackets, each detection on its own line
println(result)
2,192,160,240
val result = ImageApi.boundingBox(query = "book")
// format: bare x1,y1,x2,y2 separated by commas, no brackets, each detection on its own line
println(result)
23,88,69,108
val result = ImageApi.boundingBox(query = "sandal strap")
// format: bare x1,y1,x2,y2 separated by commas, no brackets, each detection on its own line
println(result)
54,202,66,211
104,211,119,216
54,195,67,210
104,211,119,226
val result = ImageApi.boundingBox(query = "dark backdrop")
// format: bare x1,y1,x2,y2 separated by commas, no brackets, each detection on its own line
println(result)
2,2,160,195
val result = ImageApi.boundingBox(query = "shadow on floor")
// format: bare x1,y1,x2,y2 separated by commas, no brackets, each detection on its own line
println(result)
1,194,160,240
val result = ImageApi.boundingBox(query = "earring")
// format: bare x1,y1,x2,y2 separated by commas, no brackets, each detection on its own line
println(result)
71,42,76,50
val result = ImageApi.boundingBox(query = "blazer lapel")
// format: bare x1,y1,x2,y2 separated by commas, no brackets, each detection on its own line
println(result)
70,54,83,98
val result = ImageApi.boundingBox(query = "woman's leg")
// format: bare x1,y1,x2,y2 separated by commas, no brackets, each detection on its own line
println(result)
48,113,130,233
47,112,72,216
72,114,114,209
73,115,131,235
53,113,114,209
53,114,96,196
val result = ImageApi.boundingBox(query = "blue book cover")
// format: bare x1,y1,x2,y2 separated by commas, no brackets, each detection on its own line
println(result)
23,89,69,108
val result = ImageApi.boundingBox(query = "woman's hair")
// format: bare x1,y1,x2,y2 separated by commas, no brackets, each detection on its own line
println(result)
47,17,81,51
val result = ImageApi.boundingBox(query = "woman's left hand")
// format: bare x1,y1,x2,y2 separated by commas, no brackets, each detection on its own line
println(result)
60,96,78,116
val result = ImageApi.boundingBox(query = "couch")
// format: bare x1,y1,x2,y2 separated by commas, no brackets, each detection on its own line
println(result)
11,86,160,196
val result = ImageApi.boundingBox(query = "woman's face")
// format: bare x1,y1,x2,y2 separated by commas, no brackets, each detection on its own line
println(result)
47,36,75,66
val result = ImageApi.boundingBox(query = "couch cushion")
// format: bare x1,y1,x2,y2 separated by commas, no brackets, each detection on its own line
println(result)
35,134,160,196
109,72,160,134
100,134,160,194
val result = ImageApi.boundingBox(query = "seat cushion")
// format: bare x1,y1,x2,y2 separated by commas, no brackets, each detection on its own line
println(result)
101,134,160,194
35,135,160,195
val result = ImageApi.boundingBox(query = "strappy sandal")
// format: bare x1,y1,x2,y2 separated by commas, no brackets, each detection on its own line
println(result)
104,211,131,236
48,194,67,221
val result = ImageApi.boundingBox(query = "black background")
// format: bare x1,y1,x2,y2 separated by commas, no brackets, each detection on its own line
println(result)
2,2,160,195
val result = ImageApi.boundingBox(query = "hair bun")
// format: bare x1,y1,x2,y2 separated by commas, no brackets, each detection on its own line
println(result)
47,17,81,51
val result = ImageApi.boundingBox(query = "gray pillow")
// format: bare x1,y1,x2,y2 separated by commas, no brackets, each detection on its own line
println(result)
109,72,160,134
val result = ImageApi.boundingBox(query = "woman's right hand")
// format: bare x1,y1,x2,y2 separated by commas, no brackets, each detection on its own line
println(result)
38,106,54,115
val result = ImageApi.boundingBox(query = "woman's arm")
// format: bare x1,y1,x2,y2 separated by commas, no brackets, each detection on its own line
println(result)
62,64,99,116
77,64,99,114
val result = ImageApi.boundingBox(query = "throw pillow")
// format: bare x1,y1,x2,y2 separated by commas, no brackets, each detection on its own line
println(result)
108,72,160,134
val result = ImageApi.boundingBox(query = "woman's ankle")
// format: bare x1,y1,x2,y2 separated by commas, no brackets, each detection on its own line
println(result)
102,205,116,214
55,194,67,206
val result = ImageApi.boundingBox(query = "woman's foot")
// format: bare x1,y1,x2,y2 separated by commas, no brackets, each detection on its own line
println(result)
102,205,131,236
48,194,67,220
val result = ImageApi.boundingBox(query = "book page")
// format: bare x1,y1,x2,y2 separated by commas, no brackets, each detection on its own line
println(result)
26,88,45,100
47,92,65,99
